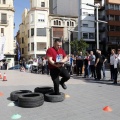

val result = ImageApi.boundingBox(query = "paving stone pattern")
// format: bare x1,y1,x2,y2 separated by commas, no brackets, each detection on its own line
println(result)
0,70,120,120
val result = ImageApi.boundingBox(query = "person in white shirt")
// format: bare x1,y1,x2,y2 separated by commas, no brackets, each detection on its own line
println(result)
110,49,116,80
117,49,120,74
113,54,118,84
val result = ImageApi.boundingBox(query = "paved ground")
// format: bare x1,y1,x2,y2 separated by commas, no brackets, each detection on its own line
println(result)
0,70,120,120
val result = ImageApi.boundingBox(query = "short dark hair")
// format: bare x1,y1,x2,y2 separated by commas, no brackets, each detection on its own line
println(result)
54,39,62,43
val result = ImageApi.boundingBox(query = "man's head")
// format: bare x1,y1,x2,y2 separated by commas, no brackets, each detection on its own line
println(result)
90,51,93,55
118,49,120,54
111,49,115,54
54,39,62,50
79,51,82,55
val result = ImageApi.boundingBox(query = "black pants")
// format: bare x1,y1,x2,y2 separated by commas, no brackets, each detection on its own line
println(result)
76,64,83,75
50,67,70,94
96,65,102,80
114,68,118,84
110,65,114,80
90,65,96,78
65,64,71,74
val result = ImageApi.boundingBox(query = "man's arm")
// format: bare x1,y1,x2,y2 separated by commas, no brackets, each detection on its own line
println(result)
47,56,55,66
60,55,68,63
95,58,99,67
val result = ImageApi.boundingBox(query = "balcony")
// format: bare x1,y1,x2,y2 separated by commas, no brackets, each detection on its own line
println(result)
0,20,9,26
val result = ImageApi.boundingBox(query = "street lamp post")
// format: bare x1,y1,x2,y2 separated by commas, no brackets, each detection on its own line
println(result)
86,3,107,49
86,3,100,49
78,0,81,40
96,6,99,49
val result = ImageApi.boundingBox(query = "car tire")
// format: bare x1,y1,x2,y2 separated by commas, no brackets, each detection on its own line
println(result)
18,93,44,108
10,90,32,101
34,86,54,95
44,92,65,102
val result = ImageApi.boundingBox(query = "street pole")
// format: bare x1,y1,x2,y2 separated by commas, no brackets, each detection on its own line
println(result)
96,7,99,49
78,0,81,40
68,29,71,55
51,27,53,47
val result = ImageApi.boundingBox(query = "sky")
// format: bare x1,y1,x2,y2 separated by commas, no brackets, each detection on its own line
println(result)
14,0,30,36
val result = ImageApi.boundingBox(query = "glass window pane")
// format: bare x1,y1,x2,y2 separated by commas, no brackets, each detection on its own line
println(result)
37,28,46,36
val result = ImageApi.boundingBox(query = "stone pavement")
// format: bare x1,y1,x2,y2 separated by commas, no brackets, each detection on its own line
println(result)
0,70,120,120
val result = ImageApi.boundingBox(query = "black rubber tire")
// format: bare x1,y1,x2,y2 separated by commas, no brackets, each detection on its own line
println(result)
10,90,32,101
34,86,54,94
18,93,44,108
44,92,65,102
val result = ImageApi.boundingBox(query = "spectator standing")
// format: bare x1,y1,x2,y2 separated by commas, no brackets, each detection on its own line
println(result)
76,51,84,76
89,51,96,78
95,50,102,80
110,49,116,80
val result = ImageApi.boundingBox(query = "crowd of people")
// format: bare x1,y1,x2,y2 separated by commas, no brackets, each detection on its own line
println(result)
64,49,120,84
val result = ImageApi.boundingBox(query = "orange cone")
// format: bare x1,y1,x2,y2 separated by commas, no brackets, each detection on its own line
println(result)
103,106,112,112
0,72,2,79
3,73,7,81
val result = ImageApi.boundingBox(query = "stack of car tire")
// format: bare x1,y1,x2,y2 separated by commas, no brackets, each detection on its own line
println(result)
10,87,65,108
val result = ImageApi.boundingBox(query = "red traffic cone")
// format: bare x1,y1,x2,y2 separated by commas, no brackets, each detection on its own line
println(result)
103,106,112,112
0,72,2,79
3,73,7,81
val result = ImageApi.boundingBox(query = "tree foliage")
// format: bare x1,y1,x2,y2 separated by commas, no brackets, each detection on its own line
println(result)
70,38,89,55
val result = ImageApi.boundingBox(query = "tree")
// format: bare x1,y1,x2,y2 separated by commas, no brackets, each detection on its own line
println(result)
70,38,89,55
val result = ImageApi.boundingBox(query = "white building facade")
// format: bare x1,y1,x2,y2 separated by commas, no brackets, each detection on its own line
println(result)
18,0,78,59
19,0,50,59
52,0,95,50
0,0,15,68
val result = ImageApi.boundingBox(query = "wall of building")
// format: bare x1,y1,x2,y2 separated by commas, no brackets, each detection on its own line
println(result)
0,0,15,68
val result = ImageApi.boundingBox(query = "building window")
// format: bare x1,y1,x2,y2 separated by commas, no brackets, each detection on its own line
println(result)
1,28,4,36
115,4,119,10
31,42,34,51
22,37,24,43
37,28,46,36
3,0,6,4
31,28,34,36
67,22,69,26
116,26,120,31
22,48,24,54
28,30,29,38
83,24,88,27
72,22,74,26
54,21,56,25
109,4,114,10
53,20,61,26
115,15,119,21
83,33,88,39
110,26,115,31
30,14,34,23
37,42,46,50
59,21,61,25
109,15,114,20
89,33,94,39
1,13,7,24
41,2,45,7
38,14,45,22
28,43,30,51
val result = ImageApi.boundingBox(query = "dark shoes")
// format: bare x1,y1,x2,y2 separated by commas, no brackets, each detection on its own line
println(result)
60,82,67,89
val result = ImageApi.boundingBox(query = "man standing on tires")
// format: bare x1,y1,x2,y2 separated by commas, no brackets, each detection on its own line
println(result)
46,39,70,95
